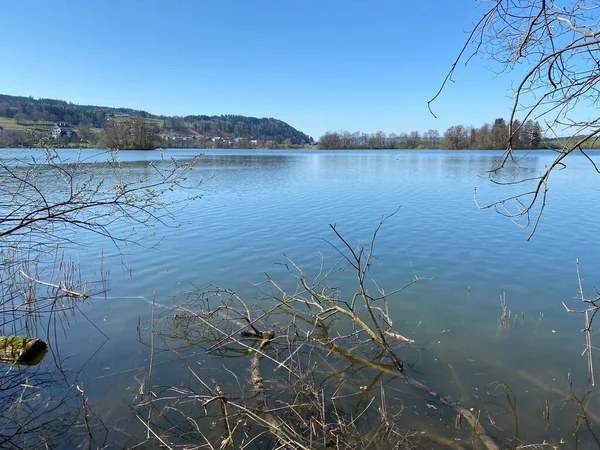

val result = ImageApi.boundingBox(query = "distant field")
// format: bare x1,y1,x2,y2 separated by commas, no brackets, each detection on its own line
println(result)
0,116,156,137
0,117,27,130
0,117,54,130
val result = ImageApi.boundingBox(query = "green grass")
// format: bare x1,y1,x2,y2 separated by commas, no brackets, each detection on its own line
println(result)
0,117,27,130
0,117,56,131
108,116,164,127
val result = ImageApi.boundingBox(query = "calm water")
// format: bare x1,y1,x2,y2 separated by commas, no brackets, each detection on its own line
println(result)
1,148,599,448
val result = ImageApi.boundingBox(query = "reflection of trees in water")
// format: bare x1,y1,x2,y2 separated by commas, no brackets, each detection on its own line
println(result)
441,153,540,181
306,151,542,184
0,253,110,449
199,153,294,168
0,351,109,449
0,281,109,449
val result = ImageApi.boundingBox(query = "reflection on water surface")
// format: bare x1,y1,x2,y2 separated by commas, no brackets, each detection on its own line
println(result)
1,148,599,448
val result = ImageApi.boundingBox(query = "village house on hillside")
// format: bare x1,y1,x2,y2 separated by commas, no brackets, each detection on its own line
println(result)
52,123,75,140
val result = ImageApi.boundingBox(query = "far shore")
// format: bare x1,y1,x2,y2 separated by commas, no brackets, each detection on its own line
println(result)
2,145,600,151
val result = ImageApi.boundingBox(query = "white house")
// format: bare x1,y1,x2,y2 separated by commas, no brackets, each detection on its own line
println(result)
52,123,74,139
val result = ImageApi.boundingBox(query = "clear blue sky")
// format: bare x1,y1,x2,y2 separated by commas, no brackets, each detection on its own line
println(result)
0,1,522,139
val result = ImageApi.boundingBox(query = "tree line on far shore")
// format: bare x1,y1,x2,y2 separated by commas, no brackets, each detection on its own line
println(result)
318,118,544,150
0,94,313,149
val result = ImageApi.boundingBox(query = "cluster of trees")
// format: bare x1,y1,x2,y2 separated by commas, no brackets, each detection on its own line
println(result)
165,136,306,150
443,118,542,150
318,129,441,149
0,129,37,147
318,118,543,150
101,114,161,150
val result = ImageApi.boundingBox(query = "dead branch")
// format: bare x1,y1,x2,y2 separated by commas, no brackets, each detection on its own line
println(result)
143,218,504,450
433,0,600,240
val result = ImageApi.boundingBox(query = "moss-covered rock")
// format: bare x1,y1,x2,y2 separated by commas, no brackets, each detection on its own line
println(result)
0,336,47,365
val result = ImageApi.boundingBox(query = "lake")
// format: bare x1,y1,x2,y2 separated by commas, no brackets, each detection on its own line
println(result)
1,148,599,449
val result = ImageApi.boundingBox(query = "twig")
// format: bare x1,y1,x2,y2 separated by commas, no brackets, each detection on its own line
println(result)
146,291,156,438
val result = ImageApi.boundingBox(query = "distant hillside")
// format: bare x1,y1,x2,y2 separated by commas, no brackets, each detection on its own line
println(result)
0,94,313,145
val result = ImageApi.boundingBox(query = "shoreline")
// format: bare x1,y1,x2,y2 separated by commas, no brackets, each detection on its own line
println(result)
2,146,599,152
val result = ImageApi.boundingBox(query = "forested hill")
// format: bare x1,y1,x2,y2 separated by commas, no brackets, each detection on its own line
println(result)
0,94,313,145
163,114,312,145
0,94,139,128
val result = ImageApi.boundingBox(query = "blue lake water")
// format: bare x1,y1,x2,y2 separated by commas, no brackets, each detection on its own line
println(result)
1,148,599,448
